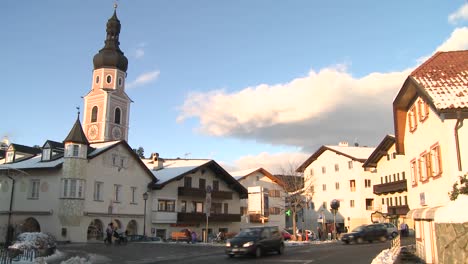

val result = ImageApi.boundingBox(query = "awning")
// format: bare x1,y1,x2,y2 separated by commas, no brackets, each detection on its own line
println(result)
406,206,443,220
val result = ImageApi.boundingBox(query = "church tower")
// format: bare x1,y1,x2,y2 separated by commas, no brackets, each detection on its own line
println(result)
83,5,131,143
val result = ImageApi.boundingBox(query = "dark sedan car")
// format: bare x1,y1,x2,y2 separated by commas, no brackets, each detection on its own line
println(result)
225,226,284,258
341,224,388,244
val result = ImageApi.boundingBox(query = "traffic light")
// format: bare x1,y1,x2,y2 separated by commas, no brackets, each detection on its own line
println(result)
285,209,291,216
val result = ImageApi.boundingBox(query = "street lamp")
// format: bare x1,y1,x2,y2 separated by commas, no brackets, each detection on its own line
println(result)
142,192,148,237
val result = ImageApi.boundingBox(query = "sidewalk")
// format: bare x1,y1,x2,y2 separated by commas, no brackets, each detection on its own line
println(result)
394,236,425,264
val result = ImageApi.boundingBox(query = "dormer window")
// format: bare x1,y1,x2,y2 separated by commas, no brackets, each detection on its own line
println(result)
6,151,14,163
42,148,51,161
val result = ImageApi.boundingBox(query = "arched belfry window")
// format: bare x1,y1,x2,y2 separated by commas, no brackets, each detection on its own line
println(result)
91,106,98,123
114,108,121,125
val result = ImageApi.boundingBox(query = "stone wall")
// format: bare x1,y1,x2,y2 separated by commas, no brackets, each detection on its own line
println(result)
435,222,468,264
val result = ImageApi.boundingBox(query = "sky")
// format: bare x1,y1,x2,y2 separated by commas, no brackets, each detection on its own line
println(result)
2,1,468,174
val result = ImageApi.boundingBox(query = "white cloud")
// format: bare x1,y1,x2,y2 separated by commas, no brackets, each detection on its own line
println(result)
448,3,468,24
127,70,160,89
135,48,145,59
233,152,311,174
178,27,468,169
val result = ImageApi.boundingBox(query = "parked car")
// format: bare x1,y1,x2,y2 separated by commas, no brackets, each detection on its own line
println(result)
341,224,388,244
281,230,292,241
225,226,284,258
382,223,398,238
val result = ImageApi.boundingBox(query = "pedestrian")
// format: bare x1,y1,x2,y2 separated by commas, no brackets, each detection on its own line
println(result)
105,222,114,244
191,230,197,244
317,227,323,241
185,229,191,243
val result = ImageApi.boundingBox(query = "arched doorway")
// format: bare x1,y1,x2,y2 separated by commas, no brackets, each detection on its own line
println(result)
21,217,40,233
126,220,138,235
87,219,104,241
112,219,123,231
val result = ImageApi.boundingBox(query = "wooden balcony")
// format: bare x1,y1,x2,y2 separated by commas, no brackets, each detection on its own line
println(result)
373,179,407,195
177,187,233,200
177,212,241,222
249,213,269,223
387,205,410,216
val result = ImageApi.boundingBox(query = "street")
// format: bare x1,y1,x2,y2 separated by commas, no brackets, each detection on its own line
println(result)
49,239,398,264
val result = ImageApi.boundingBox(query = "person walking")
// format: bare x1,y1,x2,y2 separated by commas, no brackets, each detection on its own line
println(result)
105,222,114,244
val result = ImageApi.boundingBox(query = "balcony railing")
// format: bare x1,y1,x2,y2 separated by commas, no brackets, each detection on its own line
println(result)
373,179,407,195
177,187,233,200
177,212,241,222
387,205,410,216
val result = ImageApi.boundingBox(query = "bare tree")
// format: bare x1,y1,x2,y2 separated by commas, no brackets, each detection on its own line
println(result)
274,162,314,240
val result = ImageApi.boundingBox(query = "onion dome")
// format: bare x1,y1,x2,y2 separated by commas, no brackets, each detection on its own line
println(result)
93,7,128,72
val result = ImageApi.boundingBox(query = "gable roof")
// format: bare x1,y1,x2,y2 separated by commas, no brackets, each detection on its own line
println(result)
230,167,279,182
42,140,64,150
411,50,468,111
393,50,468,154
362,135,395,168
296,145,375,172
8,143,41,155
146,158,248,198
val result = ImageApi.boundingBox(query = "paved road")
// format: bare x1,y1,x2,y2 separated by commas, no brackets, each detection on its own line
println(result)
50,238,401,264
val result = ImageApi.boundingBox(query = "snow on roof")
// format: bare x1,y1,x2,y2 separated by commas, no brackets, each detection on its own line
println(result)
142,158,211,184
0,155,63,170
229,168,260,180
325,145,376,160
89,141,121,156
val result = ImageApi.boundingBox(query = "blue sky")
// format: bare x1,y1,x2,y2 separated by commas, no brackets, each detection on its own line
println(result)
2,1,468,173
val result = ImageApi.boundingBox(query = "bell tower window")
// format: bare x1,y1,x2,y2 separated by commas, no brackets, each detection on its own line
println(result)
106,75,112,84
114,108,121,125
91,106,98,123
95,75,100,84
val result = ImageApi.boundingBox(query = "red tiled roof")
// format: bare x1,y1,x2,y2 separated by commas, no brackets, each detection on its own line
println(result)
411,50,468,110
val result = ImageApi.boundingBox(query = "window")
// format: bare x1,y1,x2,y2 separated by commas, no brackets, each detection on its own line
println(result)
322,184,327,191
381,177,383,184
29,180,40,199
114,184,122,202
387,154,390,161
158,200,175,212
6,151,14,163
114,108,121,125
94,181,103,201
410,159,417,186
95,75,100,84
269,207,281,215
402,171,406,180
408,106,417,132
130,187,137,204
350,180,356,192
382,198,385,205
106,75,112,83
364,179,371,188
193,201,203,213
118,77,123,87
393,174,396,181
213,180,219,191
223,203,228,214
62,179,85,199
72,144,79,157
430,145,442,177
335,182,340,190
418,99,429,121
91,106,98,123
392,152,397,159
399,196,402,206
365,199,373,210
181,201,187,212
418,154,428,182
348,161,353,169
310,168,314,176
42,148,51,161
385,176,388,183
211,203,222,214
404,196,408,205
322,166,326,174
322,202,327,209
184,177,192,188
199,178,206,190
397,173,400,181
269,189,281,197
350,200,355,208
394,197,398,206
334,164,339,172
256,176,260,181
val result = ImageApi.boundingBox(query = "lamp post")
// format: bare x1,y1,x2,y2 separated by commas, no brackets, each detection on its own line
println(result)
142,192,148,237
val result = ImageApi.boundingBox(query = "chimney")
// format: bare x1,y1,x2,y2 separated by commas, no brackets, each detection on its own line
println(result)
151,153,163,170
338,141,348,147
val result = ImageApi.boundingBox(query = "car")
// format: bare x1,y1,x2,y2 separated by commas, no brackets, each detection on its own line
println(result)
281,230,292,241
341,224,388,244
225,226,285,258
382,223,398,238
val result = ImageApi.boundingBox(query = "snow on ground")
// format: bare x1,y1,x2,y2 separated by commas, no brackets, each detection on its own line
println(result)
371,248,400,264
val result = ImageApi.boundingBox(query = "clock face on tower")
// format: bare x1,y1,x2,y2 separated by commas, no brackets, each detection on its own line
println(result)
112,127,122,140
88,125,99,140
